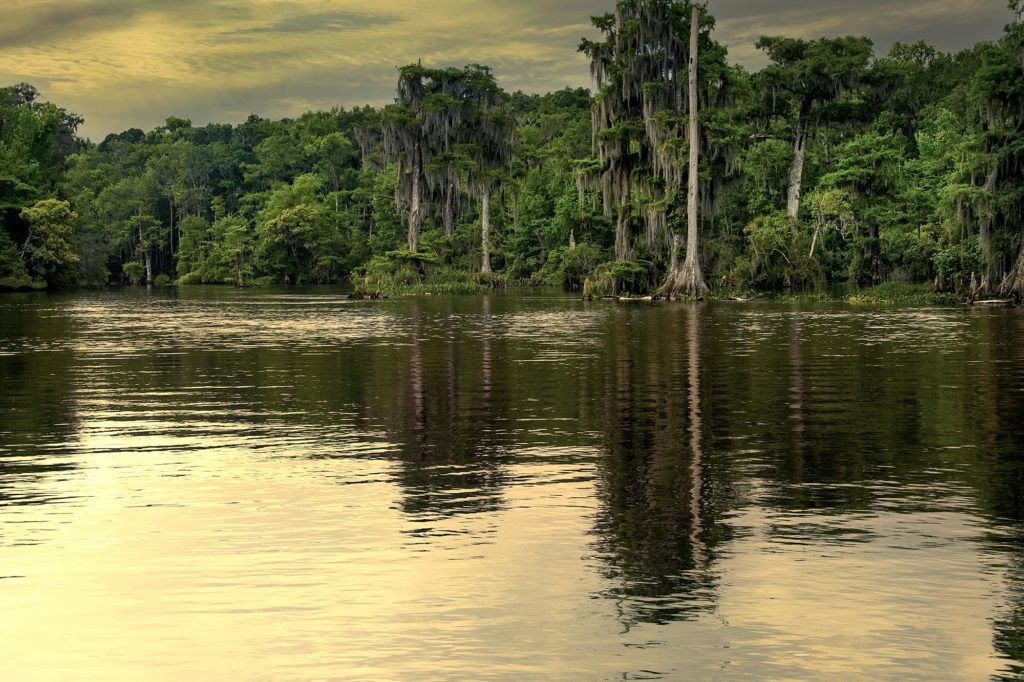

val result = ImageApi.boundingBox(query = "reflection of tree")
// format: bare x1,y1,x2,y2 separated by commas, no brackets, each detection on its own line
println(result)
592,304,730,627
994,554,1024,680
0,297,80,509
973,312,1024,675
687,308,706,565
389,297,510,532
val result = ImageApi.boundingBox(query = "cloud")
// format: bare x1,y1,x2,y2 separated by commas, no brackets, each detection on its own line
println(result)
0,0,220,47
221,9,397,38
0,0,1012,138
714,0,1008,66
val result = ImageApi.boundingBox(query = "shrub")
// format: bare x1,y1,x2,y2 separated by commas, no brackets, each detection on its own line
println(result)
741,213,825,290
587,259,657,297
122,262,145,285
535,243,603,289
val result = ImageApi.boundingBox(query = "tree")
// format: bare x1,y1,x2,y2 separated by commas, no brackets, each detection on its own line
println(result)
256,204,324,284
378,67,430,252
18,199,79,287
994,6,1024,298
756,36,874,222
455,73,512,274
221,216,254,287
371,64,512,255
0,84,83,287
308,132,355,222
672,0,709,296
176,214,211,278
581,0,734,295
818,126,906,285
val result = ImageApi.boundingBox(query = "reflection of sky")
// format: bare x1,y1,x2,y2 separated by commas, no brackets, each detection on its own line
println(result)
0,435,1011,679
0,0,1010,138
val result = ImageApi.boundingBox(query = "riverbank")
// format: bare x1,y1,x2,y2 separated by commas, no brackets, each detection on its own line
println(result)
4,277,1019,308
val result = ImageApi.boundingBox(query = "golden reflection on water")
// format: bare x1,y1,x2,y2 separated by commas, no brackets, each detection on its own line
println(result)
1,290,1023,680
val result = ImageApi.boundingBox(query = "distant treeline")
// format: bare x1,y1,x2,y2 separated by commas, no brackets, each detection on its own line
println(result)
1,1,1021,298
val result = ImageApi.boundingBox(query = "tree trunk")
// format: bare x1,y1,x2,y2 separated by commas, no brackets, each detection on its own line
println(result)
809,221,820,258
444,183,455,238
480,190,492,274
786,120,807,223
1000,247,1024,300
615,203,632,262
408,156,422,252
236,252,244,288
19,229,34,259
145,250,153,287
658,3,708,299
169,199,175,257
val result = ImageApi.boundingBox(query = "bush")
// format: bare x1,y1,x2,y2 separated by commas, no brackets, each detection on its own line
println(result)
0,229,39,290
587,259,657,297
848,282,960,305
881,225,940,282
354,250,442,293
352,250,486,297
535,242,603,289
0,275,45,291
933,240,981,294
740,213,825,290
122,262,145,285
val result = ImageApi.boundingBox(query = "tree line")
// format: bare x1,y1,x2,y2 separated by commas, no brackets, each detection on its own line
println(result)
0,0,1021,298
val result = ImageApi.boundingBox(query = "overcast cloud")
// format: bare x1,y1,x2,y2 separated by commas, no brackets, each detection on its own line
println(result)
0,0,1012,138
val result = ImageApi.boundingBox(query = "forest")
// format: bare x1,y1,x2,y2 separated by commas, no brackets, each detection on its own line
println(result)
0,0,1021,300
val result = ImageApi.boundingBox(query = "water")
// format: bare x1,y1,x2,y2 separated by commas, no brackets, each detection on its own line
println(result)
1,288,1023,680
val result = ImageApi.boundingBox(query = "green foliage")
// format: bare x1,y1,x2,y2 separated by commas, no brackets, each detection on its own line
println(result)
18,199,79,287
934,240,983,293
122,261,145,285
354,250,439,290
536,242,604,289
353,251,482,297
586,259,657,297
742,139,792,215
0,228,39,290
847,282,960,305
738,213,825,290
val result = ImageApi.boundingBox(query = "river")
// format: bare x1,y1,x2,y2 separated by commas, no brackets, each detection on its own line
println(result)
1,288,1023,680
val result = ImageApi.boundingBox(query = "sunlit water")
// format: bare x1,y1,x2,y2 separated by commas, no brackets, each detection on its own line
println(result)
2,288,1023,680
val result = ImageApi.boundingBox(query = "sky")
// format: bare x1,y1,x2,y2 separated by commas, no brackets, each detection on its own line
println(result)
1,0,1013,139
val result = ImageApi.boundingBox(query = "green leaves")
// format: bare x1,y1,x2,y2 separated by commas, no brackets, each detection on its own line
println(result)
19,199,79,286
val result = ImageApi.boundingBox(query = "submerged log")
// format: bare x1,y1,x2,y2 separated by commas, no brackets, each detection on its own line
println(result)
973,299,1014,307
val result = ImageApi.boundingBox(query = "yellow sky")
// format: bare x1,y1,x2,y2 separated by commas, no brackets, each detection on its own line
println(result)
0,0,1010,138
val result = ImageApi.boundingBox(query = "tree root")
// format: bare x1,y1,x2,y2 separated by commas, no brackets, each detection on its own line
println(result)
1000,248,1024,301
657,255,708,300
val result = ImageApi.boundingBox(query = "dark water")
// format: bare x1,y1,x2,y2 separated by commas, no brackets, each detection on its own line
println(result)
2,288,1023,680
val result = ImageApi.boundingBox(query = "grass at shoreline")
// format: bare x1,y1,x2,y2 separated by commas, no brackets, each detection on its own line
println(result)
845,282,963,305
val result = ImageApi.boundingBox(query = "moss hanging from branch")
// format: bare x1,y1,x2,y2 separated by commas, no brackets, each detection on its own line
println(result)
356,63,511,251
579,0,742,277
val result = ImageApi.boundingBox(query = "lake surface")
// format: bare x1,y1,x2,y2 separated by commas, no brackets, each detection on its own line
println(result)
1,288,1023,680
